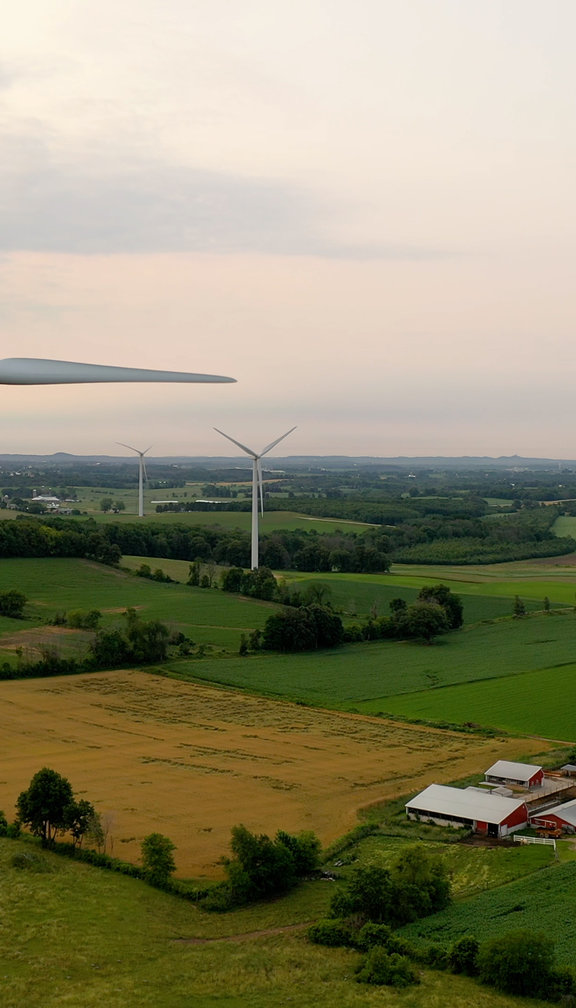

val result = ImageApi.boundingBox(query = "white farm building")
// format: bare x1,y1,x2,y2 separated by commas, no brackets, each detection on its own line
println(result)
406,784,528,838
484,761,544,788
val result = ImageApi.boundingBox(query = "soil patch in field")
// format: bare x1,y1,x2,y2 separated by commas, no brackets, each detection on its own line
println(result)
0,625,92,657
0,669,541,878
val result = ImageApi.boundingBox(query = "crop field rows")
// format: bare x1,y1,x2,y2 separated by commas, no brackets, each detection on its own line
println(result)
401,860,576,966
0,669,531,878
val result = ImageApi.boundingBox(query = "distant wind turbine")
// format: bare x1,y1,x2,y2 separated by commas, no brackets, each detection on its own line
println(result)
117,443,151,518
0,358,236,384
214,427,296,569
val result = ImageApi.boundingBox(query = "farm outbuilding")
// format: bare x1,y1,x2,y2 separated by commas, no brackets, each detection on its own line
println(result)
530,797,576,833
484,760,544,788
406,784,528,838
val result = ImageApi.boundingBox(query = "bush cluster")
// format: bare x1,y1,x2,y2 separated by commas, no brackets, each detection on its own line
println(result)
202,825,321,911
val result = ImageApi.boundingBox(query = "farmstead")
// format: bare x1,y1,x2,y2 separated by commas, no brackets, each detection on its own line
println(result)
405,783,529,838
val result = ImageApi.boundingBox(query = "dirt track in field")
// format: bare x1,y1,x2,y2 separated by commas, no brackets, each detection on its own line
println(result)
0,669,541,878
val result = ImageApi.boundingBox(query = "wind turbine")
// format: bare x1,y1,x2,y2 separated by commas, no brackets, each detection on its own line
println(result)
117,442,151,518
214,426,296,569
0,358,235,384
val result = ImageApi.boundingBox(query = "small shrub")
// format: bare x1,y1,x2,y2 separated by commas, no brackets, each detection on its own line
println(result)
449,935,479,975
478,930,555,997
355,948,420,988
307,920,356,948
421,943,449,970
356,922,395,950
356,922,414,957
11,852,55,873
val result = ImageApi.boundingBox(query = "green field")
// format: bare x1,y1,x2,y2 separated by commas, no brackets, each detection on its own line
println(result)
400,859,576,966
121,559,549,623
365,661,576,740
344,833,555,900
553,515,576,540
0,557,279,654
169,613,576,710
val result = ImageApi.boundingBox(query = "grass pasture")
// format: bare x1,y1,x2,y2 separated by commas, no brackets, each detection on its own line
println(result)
75,499,375,533
0,557,278,654
348,833,555,900
0,669,531,878
0,840,547,1008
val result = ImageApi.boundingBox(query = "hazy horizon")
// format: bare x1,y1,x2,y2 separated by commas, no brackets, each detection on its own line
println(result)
2,2,576,457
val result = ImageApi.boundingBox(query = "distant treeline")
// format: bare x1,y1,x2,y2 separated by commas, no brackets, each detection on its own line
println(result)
0,516,390,573
0,504,573,569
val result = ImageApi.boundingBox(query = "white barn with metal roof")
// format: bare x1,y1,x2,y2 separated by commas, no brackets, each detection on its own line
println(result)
485,760,544,788
406,784,528,838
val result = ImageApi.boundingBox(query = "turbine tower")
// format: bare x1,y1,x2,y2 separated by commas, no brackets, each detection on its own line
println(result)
214,427,296,569
117,443,151,518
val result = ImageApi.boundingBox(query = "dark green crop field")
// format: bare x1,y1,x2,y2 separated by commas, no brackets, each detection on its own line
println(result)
170,613,576,710
366,661,576,740
400,860,576,967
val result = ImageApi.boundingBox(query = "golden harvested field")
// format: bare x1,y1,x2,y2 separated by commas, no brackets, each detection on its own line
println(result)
0,670,540,878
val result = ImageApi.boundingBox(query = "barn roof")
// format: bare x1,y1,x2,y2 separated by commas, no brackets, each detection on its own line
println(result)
534,798,576,827
406,784,527,825
485,760,542,781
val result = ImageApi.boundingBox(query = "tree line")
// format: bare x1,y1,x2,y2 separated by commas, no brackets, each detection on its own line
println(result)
235,581,463,653
0,607,174,682
0,515,391,573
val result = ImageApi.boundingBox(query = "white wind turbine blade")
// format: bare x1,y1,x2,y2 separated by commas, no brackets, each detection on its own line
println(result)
259,426,298,457
257,458,265,516
213,428,257,458
117,441,141,455
0,358,236,385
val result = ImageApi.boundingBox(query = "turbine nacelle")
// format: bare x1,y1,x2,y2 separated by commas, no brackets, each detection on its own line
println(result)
117,442,152,518
214,426,296,568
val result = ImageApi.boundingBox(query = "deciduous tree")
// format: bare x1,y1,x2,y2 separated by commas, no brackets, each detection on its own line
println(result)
16,768,74,846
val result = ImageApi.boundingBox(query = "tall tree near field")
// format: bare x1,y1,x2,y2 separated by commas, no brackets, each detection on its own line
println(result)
16,768,74,846
416,584,463,629
141,832,176,887
513,595,526,617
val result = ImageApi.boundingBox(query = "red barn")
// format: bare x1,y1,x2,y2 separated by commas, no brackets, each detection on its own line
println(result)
485,760,544,789
530,797,576,833
406,784,528,838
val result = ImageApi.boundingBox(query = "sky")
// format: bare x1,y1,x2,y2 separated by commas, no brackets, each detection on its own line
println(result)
2,0,576,458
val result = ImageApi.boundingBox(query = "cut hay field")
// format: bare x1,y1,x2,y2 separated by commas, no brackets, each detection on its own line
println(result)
0,841,544,1008
172,613,576,708
0,669,531,879
365,661,576,740
0,557,278,655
